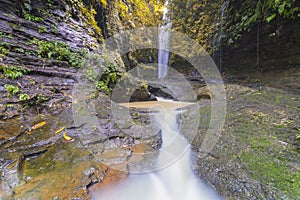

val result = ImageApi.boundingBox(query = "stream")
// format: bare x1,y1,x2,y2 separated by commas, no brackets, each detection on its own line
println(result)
93,101,221,200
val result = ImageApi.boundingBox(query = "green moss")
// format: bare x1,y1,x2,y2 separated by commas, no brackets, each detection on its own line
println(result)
67,0,104,41
80,6,103,41
170,0,221,53
241,152,300,199
225,94,300,199
113,0,163,28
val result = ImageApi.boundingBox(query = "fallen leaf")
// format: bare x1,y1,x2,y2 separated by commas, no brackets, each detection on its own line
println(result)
253,92,261,95
63,132,74,142
296,135,300,140
26,131,32,135
54,127,65,135
31,121,46,130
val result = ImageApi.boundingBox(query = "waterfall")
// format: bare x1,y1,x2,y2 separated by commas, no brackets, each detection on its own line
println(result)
92,103,222,200
212,1,226,72
158,1,172,79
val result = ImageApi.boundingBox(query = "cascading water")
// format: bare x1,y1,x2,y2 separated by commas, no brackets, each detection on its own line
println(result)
212,1,227,72
93,103,221,200
92,2,222,200
158,1,172,78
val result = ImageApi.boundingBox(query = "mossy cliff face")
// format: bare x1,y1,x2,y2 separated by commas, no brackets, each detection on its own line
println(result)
169,0,300,71
0,1,164,199
0,0,164,118
104,0,164,35
170,0,222,53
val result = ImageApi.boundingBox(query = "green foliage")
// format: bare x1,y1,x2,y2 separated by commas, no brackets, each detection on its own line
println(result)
15,48,25,54
23,1,44,22
95,81,111,94
19,93,30,101
67,0,104,41
0,31,13,39
109,0,164,30
3,65,29,79
170,0,220,52
225,0,300,44
85,54,122,95
0,46,7,56
24,13,44,22
51,25,58,34
36,94,49,104
4,81,32,102
95,58,121,95
0,42,11,57
4,84,20,95
29,38,87,67
38,26,48,33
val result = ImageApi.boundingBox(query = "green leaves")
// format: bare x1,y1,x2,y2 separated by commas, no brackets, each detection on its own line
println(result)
4,84,20,94
266,13,276,22
29,38,86,67
3,65,29,80
19,93,30,101
224,0,300,45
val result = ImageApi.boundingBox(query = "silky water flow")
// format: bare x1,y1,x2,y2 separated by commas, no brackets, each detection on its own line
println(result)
93,103,221,200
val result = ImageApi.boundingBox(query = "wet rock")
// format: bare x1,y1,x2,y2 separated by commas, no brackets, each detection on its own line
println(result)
0,19,12,33
0,161,20,197
130,88,156,102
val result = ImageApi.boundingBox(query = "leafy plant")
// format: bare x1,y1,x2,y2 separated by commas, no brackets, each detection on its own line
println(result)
225,0,300,41
95,57,122,94
36,94,49,104
23,2,44,22
224,0,300,65
85,55,122,95
0,46,7,56
3,65,29,79
0,42,11,56
0,31,13,39
24,13,44,22
15,48,25,54
38,26,47,33
19,93,30,101
95,81,111,94
4,84,20,95
29,38,86,67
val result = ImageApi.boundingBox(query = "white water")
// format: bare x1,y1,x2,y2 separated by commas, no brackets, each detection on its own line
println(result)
93,105,221,200
212,1,227,71
158,1,172,79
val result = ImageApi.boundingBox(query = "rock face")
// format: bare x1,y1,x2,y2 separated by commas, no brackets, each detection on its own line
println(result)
0,0,163,199
0,0,102,119
223,19,300,70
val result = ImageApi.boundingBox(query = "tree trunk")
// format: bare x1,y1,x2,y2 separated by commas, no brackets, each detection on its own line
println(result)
256,23,260,66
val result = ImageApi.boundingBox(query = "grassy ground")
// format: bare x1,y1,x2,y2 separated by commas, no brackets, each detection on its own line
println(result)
195,83,300,199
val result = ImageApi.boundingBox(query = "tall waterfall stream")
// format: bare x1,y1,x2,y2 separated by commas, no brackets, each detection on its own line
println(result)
93,2,221,199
